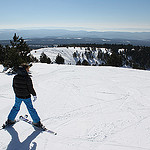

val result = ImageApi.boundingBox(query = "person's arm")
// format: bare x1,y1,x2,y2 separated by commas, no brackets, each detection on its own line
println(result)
27,77,36,96
12,76,17,94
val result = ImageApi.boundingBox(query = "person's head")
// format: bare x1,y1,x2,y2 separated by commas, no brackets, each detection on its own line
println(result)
21,63,32,72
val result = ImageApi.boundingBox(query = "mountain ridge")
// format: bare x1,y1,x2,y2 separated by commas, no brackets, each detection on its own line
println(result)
0,29,150,41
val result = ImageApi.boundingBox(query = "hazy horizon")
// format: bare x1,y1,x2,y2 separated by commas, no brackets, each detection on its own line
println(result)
1,28,150,33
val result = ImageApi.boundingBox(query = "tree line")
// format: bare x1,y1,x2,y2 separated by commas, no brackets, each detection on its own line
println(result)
60,43,150,70
1,34,150,71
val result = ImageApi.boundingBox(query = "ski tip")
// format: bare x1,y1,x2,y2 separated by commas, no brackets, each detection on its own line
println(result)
2,124,6,129
54,133,57,135
19,116,23,119
1,124,7,130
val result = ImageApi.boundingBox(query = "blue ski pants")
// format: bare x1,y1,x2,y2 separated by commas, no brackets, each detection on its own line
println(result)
8,97,40,123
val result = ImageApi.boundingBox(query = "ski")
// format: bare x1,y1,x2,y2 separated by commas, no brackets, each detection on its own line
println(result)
19,115,57,135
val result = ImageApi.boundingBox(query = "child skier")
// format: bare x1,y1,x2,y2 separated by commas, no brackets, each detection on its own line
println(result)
5,63,43,128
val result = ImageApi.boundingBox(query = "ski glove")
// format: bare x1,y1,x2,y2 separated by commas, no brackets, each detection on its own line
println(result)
33,96,37,102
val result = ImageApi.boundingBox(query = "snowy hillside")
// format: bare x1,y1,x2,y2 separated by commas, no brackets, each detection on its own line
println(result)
31,47,78,65
1,64,150,150
31,47,108,65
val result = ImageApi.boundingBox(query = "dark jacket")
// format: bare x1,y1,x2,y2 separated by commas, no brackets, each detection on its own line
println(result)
13,67,36,99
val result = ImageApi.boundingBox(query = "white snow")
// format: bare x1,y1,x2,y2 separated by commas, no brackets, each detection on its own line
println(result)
31,47,84,65
31,47,110,65
0,63,150,150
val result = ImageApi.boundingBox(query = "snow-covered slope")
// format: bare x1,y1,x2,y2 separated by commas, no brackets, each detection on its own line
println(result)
31,47,108,65
31,47,78,65
0,64,150,150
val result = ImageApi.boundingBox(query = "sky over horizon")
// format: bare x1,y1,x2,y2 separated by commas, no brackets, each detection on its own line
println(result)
0,0,150,32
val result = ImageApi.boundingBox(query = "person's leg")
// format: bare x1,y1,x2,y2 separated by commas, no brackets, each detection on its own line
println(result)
23,98,40,123
8,97,22,121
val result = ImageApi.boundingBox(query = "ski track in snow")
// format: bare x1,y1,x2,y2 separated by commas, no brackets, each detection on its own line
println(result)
1,63,150,150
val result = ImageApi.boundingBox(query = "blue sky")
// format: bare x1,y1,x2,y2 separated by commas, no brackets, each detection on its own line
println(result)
0,0,150,32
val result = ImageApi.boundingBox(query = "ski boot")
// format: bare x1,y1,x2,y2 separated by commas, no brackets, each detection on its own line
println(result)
32,121,44,128
2,119,16,128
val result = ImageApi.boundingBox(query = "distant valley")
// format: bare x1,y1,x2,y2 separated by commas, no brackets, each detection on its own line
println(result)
1,37,150,48
0,29,150,47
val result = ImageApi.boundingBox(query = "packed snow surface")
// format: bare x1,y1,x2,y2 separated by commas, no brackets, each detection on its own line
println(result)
0,64,150,150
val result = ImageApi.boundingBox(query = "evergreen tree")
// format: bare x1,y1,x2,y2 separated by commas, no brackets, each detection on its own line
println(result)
76,60,81,65
3,33,32,71
3,47,23,70
55,54,65,64
97,50,102,60
107,52,122,67
40,52,51,64
73,52,77,58
82,59,90,66
0,44,5,63
10,33,31,63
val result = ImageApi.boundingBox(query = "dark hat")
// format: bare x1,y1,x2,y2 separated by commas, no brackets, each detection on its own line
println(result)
21,63,32,69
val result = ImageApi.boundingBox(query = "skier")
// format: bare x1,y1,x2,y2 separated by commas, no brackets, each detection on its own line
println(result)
5,63,43,128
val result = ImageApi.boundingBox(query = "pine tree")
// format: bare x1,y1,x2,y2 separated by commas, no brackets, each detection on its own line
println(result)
76,60,81,65
107,52,122,67
82,59,90,66
11,33,31,62
40,52,51,64
73,52,77,58
55,54,65,64
3,33,32,71
0,44,5,63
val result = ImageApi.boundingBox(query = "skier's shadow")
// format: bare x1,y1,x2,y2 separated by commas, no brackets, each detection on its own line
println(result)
5,126,41,150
